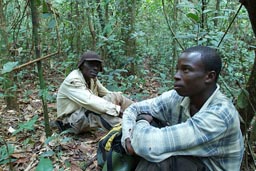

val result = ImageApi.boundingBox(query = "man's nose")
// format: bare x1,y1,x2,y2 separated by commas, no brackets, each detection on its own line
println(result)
174,70,181,80
92,65,100,71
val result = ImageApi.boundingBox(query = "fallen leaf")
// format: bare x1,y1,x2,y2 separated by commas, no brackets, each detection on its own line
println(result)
8,126,16,133
70,162,83,171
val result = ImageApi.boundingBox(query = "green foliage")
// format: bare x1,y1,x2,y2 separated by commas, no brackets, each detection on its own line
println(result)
0,0,256,170
237,88,249,109
12,115,38,135
36,157,54,171
1,0,253,111
37,131,72,170
99,67,151,100
186,12,200,23
2,0,252,100
1,62,19,74
0,141,16,165
38,87,56,103
100,68,136,92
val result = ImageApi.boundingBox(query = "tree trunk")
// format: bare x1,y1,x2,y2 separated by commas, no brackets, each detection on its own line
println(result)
201,0,207,29
0,0,7,52
96,0,105,31
238,0,256,134
120,0,137,74
0,0,18,110
86,1,96,50
171,0,178,78
29,0,51,137
214,0,220,27
96,0,109,60
75,1,81,54
240,0,256,34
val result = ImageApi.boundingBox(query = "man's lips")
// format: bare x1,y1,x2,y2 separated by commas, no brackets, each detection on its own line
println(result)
90,71,98,77
174,83,183,89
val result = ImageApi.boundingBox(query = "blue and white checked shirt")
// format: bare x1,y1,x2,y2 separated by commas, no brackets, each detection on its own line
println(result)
121,85,244,171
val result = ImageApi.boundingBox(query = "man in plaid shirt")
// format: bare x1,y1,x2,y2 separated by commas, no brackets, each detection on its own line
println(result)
121,46,244,171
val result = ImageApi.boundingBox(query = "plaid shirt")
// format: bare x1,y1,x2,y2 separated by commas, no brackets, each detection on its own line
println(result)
122,85,244,171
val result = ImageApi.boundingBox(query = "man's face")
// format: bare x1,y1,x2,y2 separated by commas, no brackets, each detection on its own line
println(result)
80,61,101,80
174,52,208,97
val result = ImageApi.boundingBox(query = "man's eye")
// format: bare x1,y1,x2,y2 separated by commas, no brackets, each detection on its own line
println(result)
183,68,190,73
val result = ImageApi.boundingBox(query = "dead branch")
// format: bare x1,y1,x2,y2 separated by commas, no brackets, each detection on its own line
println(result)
12,51,59,72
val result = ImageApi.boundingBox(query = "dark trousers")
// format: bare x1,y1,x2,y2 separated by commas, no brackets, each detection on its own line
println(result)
135,155,210,171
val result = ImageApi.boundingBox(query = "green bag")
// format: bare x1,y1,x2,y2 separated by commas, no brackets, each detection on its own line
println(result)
97,124,137,171
102,151,135,171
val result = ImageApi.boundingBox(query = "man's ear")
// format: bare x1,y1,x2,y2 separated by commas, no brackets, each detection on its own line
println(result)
205,71,216,83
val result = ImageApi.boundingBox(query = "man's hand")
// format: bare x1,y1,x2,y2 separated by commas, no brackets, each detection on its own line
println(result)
125,138,135,155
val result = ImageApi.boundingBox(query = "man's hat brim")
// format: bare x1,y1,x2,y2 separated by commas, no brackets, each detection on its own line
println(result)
77,51,103,68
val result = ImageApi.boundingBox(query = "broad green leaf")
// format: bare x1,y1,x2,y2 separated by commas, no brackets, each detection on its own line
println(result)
160,73,166,79
0,158,16,165
0,144,15,165
1,62,19,74
202,9,214,14
42,13,52,19
45,135,56,145
186,13,199,23
60,136,72,143
237,88,249,109
48,19,56,29
42,1,49,13
36,157,53,171
103,23,112,35
64,160,71,167
211,16,228,20
13,115,38,135
60,129,73,135
0,93,4,98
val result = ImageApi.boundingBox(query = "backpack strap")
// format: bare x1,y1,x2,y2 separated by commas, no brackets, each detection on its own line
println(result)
99,115,112,130
105,129,124,171
84,110,113,130
106,148,114,171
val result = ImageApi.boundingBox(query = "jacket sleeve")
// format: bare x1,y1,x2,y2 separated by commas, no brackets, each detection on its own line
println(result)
61,77,120,116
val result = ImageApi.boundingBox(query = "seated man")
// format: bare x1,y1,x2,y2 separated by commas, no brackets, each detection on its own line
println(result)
121,46,244,171
56,51,133,134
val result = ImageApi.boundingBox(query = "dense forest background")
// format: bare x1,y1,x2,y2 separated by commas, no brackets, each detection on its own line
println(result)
0,0,255,170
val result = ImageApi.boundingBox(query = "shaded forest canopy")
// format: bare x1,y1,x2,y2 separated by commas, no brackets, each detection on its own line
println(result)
0,0,255,170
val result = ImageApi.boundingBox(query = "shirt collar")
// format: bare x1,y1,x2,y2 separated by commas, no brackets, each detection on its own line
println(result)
180,84,220,116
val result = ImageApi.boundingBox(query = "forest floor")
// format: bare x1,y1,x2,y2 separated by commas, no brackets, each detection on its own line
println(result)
0,63,254,171
0,67,105,171
0,60,161,171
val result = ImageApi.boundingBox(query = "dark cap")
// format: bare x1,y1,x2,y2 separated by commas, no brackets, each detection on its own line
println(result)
77,51,103,68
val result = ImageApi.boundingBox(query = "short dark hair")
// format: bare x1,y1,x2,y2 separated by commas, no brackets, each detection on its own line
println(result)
183,46,222,81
